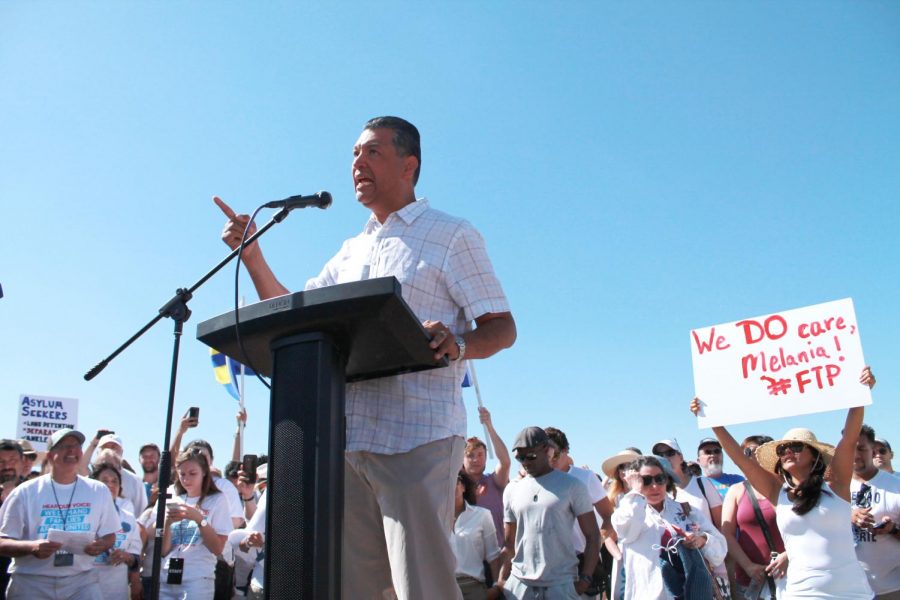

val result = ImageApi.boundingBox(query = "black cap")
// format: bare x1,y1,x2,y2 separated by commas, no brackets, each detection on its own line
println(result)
697,437,721,451
512,426,549,451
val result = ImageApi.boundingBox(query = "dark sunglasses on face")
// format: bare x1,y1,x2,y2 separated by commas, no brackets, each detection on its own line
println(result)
700,448,722,456
743,447,757,457
640,474,668,487
515,451,539,462
776,442,806,457
875,448,890,456
655,449,679,458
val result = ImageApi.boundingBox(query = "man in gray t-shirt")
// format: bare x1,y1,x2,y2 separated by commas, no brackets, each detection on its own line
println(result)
501,427,600,600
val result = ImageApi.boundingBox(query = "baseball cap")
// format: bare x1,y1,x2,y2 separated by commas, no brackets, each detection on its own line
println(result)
98,434,124,451
512,426,549,451
651,439,683,455
874,438,892,452
48,429,86,450
697,437,722,451
18,439,38,458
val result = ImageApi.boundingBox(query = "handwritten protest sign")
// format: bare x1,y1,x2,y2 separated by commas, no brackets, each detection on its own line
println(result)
16,394,79,451
690,298,870,427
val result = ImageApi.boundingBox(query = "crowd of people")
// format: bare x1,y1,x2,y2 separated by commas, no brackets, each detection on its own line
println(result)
0,370,897,600
444,368,899,600
1,116,898,600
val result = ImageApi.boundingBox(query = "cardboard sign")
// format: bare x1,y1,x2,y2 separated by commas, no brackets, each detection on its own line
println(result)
16,394,79,451
690,298,870,427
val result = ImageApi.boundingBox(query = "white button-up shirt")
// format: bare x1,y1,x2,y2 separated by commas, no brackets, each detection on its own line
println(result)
305,199,510,454
451,502,502,581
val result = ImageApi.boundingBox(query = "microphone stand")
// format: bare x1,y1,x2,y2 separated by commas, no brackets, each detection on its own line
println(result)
84,206,291,600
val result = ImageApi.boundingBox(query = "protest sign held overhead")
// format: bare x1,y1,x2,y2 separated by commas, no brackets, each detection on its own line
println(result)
16,394,79,451
690,298,871,428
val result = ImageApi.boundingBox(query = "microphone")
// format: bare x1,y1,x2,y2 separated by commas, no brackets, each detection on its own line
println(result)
264,191,332,211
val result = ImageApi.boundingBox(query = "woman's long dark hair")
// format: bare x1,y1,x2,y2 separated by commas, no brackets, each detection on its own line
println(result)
457,469,478,505
775,445,827,515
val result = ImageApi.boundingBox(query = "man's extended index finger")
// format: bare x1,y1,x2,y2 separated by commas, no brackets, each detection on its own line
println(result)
213,196,238,220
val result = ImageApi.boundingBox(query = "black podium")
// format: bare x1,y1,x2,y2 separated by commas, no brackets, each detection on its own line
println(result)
196,277,445,600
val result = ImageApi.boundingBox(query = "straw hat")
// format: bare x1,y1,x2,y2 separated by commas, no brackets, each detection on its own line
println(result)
601,450,642,479
756,428,835,473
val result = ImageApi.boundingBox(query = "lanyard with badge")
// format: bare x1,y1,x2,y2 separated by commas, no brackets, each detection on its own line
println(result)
167,495,201,585
50,479,78,567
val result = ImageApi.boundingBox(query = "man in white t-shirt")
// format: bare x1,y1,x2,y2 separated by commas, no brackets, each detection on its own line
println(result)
0,429,120,600
850,425,900,600
545,427,605,599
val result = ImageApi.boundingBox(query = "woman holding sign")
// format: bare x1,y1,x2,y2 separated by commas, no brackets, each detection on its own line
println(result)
690,366,876,599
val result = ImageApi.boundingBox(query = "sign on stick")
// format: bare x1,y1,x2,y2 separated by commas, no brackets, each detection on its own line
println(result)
16,394,79,451
690,298,870,427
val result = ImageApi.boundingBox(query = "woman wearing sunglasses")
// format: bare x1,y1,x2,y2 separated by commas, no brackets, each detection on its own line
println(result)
611,456,726,600
690,366,876,599
598,450,641,599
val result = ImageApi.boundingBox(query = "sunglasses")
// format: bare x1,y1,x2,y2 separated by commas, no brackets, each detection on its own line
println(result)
875,447,890,456
515,452,539,462
700,448,722,456
743,447,757,458
640,474,668,487
776,442,806,457
655,449,679,458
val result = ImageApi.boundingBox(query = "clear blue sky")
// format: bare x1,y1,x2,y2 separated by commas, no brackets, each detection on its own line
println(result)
2,2,898,473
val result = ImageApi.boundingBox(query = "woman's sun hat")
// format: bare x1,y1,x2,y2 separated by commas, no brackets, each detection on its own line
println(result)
756,428,835,473
601,450,642,479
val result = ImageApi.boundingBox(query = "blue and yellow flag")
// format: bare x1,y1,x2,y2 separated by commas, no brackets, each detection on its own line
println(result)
210,348,254,401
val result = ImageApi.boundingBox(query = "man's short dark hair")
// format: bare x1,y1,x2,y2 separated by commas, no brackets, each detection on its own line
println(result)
543,427,570,452
0,439,23,456
364,116,421,185
186,439,214,462
859,424,876,445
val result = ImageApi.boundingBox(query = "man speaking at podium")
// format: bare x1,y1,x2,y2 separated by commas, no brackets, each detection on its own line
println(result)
215,116,516,600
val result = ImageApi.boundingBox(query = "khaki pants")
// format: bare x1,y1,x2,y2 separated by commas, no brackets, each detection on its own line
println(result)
342,436,465,600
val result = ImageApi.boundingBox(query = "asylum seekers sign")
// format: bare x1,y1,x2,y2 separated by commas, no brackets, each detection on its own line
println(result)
690,298,870,427
16,394,79,451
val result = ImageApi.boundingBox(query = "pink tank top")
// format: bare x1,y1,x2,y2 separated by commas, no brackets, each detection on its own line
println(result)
734,484,785,585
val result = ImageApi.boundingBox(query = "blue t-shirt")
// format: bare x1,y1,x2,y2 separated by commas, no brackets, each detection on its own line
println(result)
708,473,745,498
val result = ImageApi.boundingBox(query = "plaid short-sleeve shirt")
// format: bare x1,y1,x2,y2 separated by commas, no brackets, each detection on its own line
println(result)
305,199,510,454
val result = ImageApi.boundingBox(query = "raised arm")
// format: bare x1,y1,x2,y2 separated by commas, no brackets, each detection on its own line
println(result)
169,414,193,458
78,432,101,476
829,367,875,500
231,408,246,463
479,407,511,486
215,197,289,300
690,398,782,505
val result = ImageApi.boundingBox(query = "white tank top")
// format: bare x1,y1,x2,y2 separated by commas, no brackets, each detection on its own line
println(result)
775,485,873,598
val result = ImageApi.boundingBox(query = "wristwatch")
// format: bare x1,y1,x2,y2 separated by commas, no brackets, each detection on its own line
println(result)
578,574,592,585
199,518,209,528
453,336,466,361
